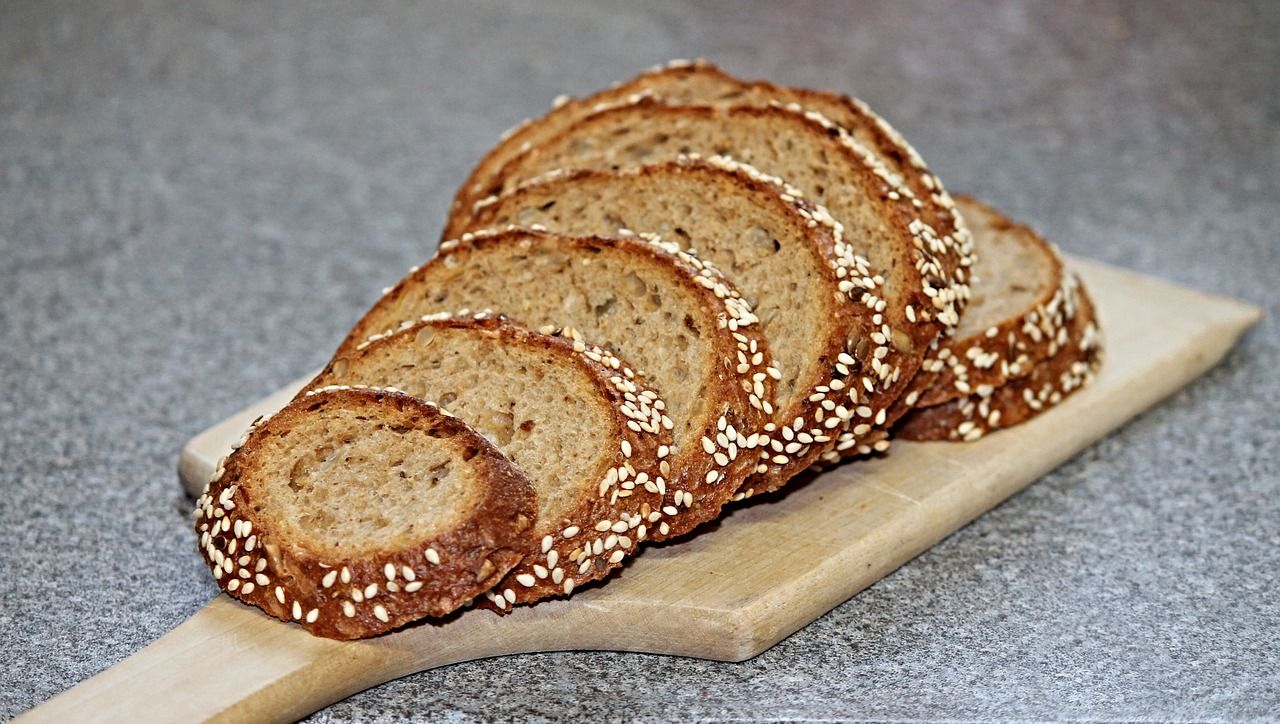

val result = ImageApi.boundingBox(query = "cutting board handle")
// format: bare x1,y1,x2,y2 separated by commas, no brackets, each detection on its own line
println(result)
17,595,575,724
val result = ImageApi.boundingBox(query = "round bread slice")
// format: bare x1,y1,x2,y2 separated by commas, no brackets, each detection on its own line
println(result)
452,58,971,313
904,196,1085,409
896,273,1102,442
336,229,775,541
193,387,536,639
303,316,673,608
465,156,882,495
451,98,959,456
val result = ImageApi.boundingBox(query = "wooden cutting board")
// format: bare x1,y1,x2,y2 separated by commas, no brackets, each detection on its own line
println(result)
20,257,1260,723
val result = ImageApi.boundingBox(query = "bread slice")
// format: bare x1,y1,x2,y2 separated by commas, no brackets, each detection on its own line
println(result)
303,316,673,608
337,229,775,541
449,99,961,454
193,387,536,639
452,60,971,282
896,273,1102,441
906,196,1085,409
464,156,882,494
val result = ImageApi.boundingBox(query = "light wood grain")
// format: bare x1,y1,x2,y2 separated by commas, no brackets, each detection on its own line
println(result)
20,257,1260,724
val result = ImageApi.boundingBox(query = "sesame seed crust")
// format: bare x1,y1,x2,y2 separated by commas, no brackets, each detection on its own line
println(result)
896,272,1103,442
462,156,886,497
335,228,774,543
193,388,535,639
304,315,676,610
902,196,1082,410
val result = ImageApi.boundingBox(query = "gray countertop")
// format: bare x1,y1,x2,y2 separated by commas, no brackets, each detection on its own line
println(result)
2,0,1277,720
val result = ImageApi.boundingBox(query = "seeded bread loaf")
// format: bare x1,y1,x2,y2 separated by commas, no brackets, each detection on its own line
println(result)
452,60,972,290
304,316,673,608
337,229,775,541
897,273,1102,441
451,99,962,456
193,387,536,639
905,196,1085,409
464,156,883,494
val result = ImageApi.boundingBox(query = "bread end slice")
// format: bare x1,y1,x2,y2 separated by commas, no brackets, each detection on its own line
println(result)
194,387,536,639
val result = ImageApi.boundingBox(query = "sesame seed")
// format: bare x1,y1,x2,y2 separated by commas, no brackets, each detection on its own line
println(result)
404,581,423,593
292,601,302,620
425,548,441,565
322,570,337,588
373,605,389,623
342,601,356,617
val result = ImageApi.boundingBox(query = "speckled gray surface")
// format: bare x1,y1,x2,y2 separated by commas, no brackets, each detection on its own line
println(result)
2,0,1276,720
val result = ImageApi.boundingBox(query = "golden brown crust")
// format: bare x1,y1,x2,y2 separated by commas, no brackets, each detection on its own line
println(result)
335,229,774,543
464,157,881,497
193,388,536,639
304,316,675,609
896,273,1103,442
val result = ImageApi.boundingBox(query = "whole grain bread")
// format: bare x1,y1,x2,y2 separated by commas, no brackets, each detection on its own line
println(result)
896,272,1102,441
304,316,673,608
452,60,972,291
464,156,884,494
193,387,536,639
904,196,1084,409
450,98,962,454
337,229,775,541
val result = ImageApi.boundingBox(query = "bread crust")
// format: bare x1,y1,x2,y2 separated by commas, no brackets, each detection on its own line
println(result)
455,99,959,460
305,316,675,609
193,388,536,639
450,60,970,300
903,196,1082,409
447,58,970,336
896,272,1102,441
464,157,883,497
335,229,774,543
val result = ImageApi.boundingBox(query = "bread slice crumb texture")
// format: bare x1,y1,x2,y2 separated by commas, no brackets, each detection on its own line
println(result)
464,157,882,494
194,388,536,639
306,317,674,607
458,99,954,454
338,230,775,541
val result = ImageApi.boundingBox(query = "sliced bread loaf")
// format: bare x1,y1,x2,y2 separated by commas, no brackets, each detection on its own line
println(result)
450,99,960,453
474,59,970,300
896,273,1102,442
453,60,969,274
337,229,775,541
906,196,1084,409
304,316,673,608
464,156,882,494
194,387,536,639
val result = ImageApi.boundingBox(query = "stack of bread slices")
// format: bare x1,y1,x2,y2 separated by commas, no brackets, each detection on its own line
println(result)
194,60,1103,639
